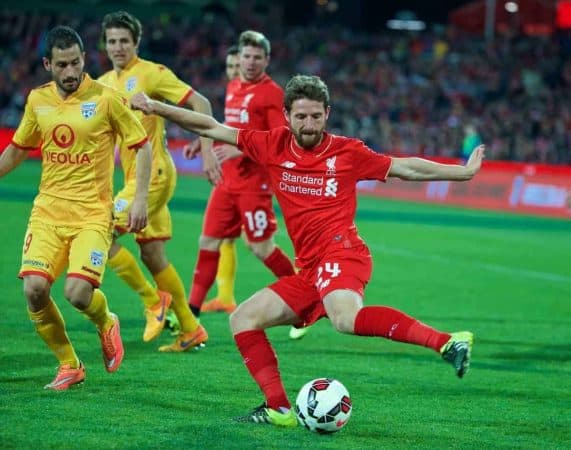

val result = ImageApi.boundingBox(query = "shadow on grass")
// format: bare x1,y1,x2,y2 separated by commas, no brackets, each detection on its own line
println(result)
285,344,570,376
421,315,571,326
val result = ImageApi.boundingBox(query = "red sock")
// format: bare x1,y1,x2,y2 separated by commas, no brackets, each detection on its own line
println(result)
353,306,450,352
234,330,290,410
263,247,295,278
188,249,220,312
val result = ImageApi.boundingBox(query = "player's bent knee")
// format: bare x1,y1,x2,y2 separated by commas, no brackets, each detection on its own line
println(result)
140,243,168,274
229,303,254,333
328,311,358,334
230,289,283,333
63,279,94,309
249,240,274,260
199,235,221,251
23,277,51,310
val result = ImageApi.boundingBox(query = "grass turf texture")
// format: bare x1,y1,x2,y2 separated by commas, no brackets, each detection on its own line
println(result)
1,161,570,449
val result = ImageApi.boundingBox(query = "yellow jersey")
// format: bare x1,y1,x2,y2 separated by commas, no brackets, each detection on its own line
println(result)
12,73,148,227
98,57,193,185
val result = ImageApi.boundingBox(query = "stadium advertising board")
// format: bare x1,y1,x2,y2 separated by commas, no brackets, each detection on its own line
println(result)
357,159,571,218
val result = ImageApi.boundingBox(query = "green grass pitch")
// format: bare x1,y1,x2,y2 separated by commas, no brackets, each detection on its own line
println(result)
1,161,570,449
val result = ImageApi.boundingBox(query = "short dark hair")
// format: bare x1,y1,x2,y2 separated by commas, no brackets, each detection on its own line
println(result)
101,10,142,44
44,26,84,60
284,75,330,113
238,30,270,56
227,45,239,56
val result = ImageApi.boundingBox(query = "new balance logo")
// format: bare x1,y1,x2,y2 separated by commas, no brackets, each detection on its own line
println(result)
281,161,296,168
324,178,338,197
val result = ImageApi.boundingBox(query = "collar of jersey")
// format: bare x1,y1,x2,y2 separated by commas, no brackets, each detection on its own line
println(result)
288,131,332,159
113,56,140,78
239,73,270,88
123,56,140,72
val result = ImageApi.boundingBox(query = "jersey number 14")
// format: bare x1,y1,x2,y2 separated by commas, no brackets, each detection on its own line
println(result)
316,262,341,291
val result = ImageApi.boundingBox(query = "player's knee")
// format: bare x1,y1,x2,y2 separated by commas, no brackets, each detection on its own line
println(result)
199,235,220,251
23,278,50,310
229,300,263,333
229,304,248,333
140,245,166,272
63,280,93,309
329,311,356,334
249,240,274,260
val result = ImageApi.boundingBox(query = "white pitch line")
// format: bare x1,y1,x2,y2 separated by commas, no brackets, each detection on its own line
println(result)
372,244,571,284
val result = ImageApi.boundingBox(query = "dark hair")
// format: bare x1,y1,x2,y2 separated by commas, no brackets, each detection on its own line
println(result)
284,75,330,113
238,30,270,56
101,10,142,44
44,26,84,59
227,45,239,56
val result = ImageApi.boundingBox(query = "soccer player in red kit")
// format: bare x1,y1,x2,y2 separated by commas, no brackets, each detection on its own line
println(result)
131,75,484,427
185,30,296,320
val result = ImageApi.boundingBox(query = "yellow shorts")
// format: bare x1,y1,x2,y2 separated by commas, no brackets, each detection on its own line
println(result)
19,221,112,287
113,175,176,242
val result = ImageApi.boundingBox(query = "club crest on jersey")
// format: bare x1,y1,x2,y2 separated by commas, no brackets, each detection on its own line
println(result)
81,102,96,119
90,250,105,267
241,93,254,108
126,77,137,91
114,198,129,213
326,156,337,176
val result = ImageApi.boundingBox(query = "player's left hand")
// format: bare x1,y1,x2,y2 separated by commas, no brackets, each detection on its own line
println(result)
213,144,242,163
131,92,154,115
464,144,486,177
201,146,222,185
127,198,148,232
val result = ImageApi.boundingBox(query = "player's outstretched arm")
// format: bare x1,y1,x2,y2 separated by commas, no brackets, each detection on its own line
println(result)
128,141,152,232
388,145,485,181
0,144,29,178
131,92,238,146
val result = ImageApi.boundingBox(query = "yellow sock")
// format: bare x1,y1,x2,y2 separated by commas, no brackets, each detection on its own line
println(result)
216,240,237,304
108,246,159,307
82,289,114,332
154,264,199,333
29,299,80,368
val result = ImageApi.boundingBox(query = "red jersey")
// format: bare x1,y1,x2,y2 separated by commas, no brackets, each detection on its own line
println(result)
221,74,286,192
237,127,393,269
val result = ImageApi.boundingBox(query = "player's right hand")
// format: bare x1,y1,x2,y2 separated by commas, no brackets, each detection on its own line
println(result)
131,92,154,115
183,139,201,160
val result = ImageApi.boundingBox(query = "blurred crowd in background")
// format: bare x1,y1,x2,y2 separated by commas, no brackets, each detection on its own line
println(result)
1,8,571,164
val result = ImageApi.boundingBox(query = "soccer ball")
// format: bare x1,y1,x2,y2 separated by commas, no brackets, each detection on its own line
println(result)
294,378,352,433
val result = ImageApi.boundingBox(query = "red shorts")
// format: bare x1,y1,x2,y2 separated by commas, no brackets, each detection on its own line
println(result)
202,185,277,242
269,244,373,327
